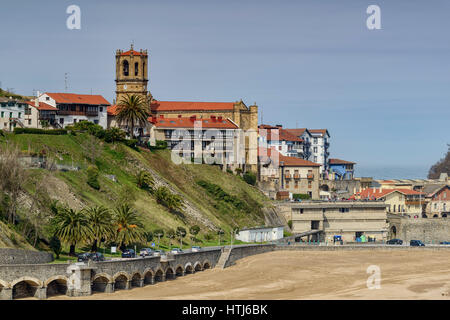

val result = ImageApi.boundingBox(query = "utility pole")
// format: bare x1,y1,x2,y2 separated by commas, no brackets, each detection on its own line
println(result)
64,73,69,92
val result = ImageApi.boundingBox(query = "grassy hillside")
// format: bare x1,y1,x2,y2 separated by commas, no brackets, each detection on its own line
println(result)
0,131,270,250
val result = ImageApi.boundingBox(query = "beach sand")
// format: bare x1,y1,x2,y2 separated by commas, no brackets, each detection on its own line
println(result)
51,250,450,300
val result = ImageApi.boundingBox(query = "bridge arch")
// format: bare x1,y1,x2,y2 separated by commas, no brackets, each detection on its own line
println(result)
92,273,113,293
143,268,154,285
165,266,175,280
202,260,211,270
45,276,68,297
184,263,194,274
113,272,130,291
175,264,184,276
131,272,143,288
11,277,42,300
194,261,203,272
154,268,164,282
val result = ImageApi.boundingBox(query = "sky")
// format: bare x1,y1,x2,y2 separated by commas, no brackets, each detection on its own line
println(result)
1,0,449,179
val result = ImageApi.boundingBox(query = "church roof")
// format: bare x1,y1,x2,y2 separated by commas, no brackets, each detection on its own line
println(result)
120,50,147,56
151,100,235,112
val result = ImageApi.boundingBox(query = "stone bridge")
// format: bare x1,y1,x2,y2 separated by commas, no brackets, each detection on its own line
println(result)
0,248,222,300
0,244,275,300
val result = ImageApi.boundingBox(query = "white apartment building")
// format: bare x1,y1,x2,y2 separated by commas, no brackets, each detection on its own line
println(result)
38,92,109,129
309,129,330,176
0,97,30,131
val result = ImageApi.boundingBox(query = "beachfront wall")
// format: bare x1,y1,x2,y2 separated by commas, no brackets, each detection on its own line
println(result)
0,247,224,300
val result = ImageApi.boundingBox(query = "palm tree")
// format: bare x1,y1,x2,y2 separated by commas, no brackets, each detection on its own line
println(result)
176,226,187,249
116,94,150,138
85,206,114,252
113,203,145,250
166,229,176,249
51,208,94,256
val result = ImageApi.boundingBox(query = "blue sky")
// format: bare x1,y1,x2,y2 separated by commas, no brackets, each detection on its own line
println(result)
1,0,449,178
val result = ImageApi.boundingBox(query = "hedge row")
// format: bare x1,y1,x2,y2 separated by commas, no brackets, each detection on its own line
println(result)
13,128,67,135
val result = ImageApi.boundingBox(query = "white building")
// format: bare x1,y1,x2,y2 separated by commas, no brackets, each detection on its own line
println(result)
38,92,109,129
0,97,30,131
309,129,330,176
236,226,284,242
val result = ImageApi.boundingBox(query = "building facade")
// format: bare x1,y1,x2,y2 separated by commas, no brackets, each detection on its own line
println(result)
425,185,450,218
236,226,284,242
290,202,388,242
38,93,109,129
0,97,30,131
258,124,303,158
328,158,356,180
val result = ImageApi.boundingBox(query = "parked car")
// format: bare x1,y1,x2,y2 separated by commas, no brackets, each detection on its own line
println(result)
191,246,202,252
410,240,425,247
152,250,166,257
386,239,403,245
440,241,450,245
140,248,153,257
121,249,136,258
170,248,183,254
77,252,92,262
77,252,105,262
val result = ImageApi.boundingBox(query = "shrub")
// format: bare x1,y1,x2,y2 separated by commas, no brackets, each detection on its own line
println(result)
292,193,310,200
123,139,138,150
154,186,184,212
196,180,248,211
136,170,154,191
235,168,242,175
149,140,168,150
243,171,256,186
226,169,233,174
0,129,4,137
14,127,67,135
66,121,105,139
104,127,126,143
287,220,293,229
87,166,100,190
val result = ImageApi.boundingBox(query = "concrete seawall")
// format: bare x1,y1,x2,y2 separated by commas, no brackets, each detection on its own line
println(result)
0,248,53,265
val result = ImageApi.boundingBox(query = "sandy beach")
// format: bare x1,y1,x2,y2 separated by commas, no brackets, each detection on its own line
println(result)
51,250,450,300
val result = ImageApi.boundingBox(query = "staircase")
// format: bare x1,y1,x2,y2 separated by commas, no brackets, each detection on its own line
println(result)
215,248,231,269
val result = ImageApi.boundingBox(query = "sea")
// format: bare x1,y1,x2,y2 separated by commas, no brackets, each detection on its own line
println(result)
355,165,429,180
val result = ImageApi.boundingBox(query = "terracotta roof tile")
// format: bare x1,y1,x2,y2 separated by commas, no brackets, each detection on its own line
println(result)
151,100,235,112
329,158,356,165
45,93,110,106
150,116,238,129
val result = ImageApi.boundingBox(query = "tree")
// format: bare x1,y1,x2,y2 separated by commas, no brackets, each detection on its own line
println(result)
189,225,200,243
85,206,114,252
136,170,154,192
87,166,100,190
113,203,145,250
145,230,153,243
104,127,126,143
166,229,175,249
176,226,187,248
243,171,257,186
51,208,94,256
0,143,28,224
154,229,164,248
49,235,62,259
428,144,450,179
116,94,150,138
217,229,224,246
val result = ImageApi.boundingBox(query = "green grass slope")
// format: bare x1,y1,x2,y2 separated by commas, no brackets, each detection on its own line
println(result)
0,132,270,249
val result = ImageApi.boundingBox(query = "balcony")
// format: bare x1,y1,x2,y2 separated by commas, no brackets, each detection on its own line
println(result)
284,173,291,179
57,110,98,117
307,173,314,179
294,174,300,179
405,200,423,206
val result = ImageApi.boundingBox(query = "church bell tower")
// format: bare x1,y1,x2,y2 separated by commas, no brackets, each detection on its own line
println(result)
115,44,149,103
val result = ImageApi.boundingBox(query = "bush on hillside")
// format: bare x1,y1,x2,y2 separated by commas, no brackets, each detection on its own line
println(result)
14,127,67,135
243,171,256,186
154,186,184,212
104,127,126,143
136,170,154,192
196,180,248,211
149,140,168,150
86,166,100,190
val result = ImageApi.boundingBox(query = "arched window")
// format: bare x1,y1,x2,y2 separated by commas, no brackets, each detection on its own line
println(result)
135,62,139,76
123,60,129,76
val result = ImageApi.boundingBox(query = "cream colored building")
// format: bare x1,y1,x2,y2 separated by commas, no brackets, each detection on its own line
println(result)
351,188,425,217
290,202,388,242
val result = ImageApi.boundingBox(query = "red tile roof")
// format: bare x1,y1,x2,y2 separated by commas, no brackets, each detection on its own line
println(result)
350,188,425,200
279,154,321,167
120,50,147,56
284,128,308,137
107,105,118,116
25,101,58,111
258,126,303,142
329,158,356,165
45,93,110,106
150,116,238,129
151,100,235,112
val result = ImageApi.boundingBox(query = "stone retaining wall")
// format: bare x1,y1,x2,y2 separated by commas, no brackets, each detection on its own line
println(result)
225,244,276,268
0,249,53,265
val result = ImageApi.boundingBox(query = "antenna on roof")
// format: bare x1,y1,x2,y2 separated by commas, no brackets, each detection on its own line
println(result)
64,73,69,92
